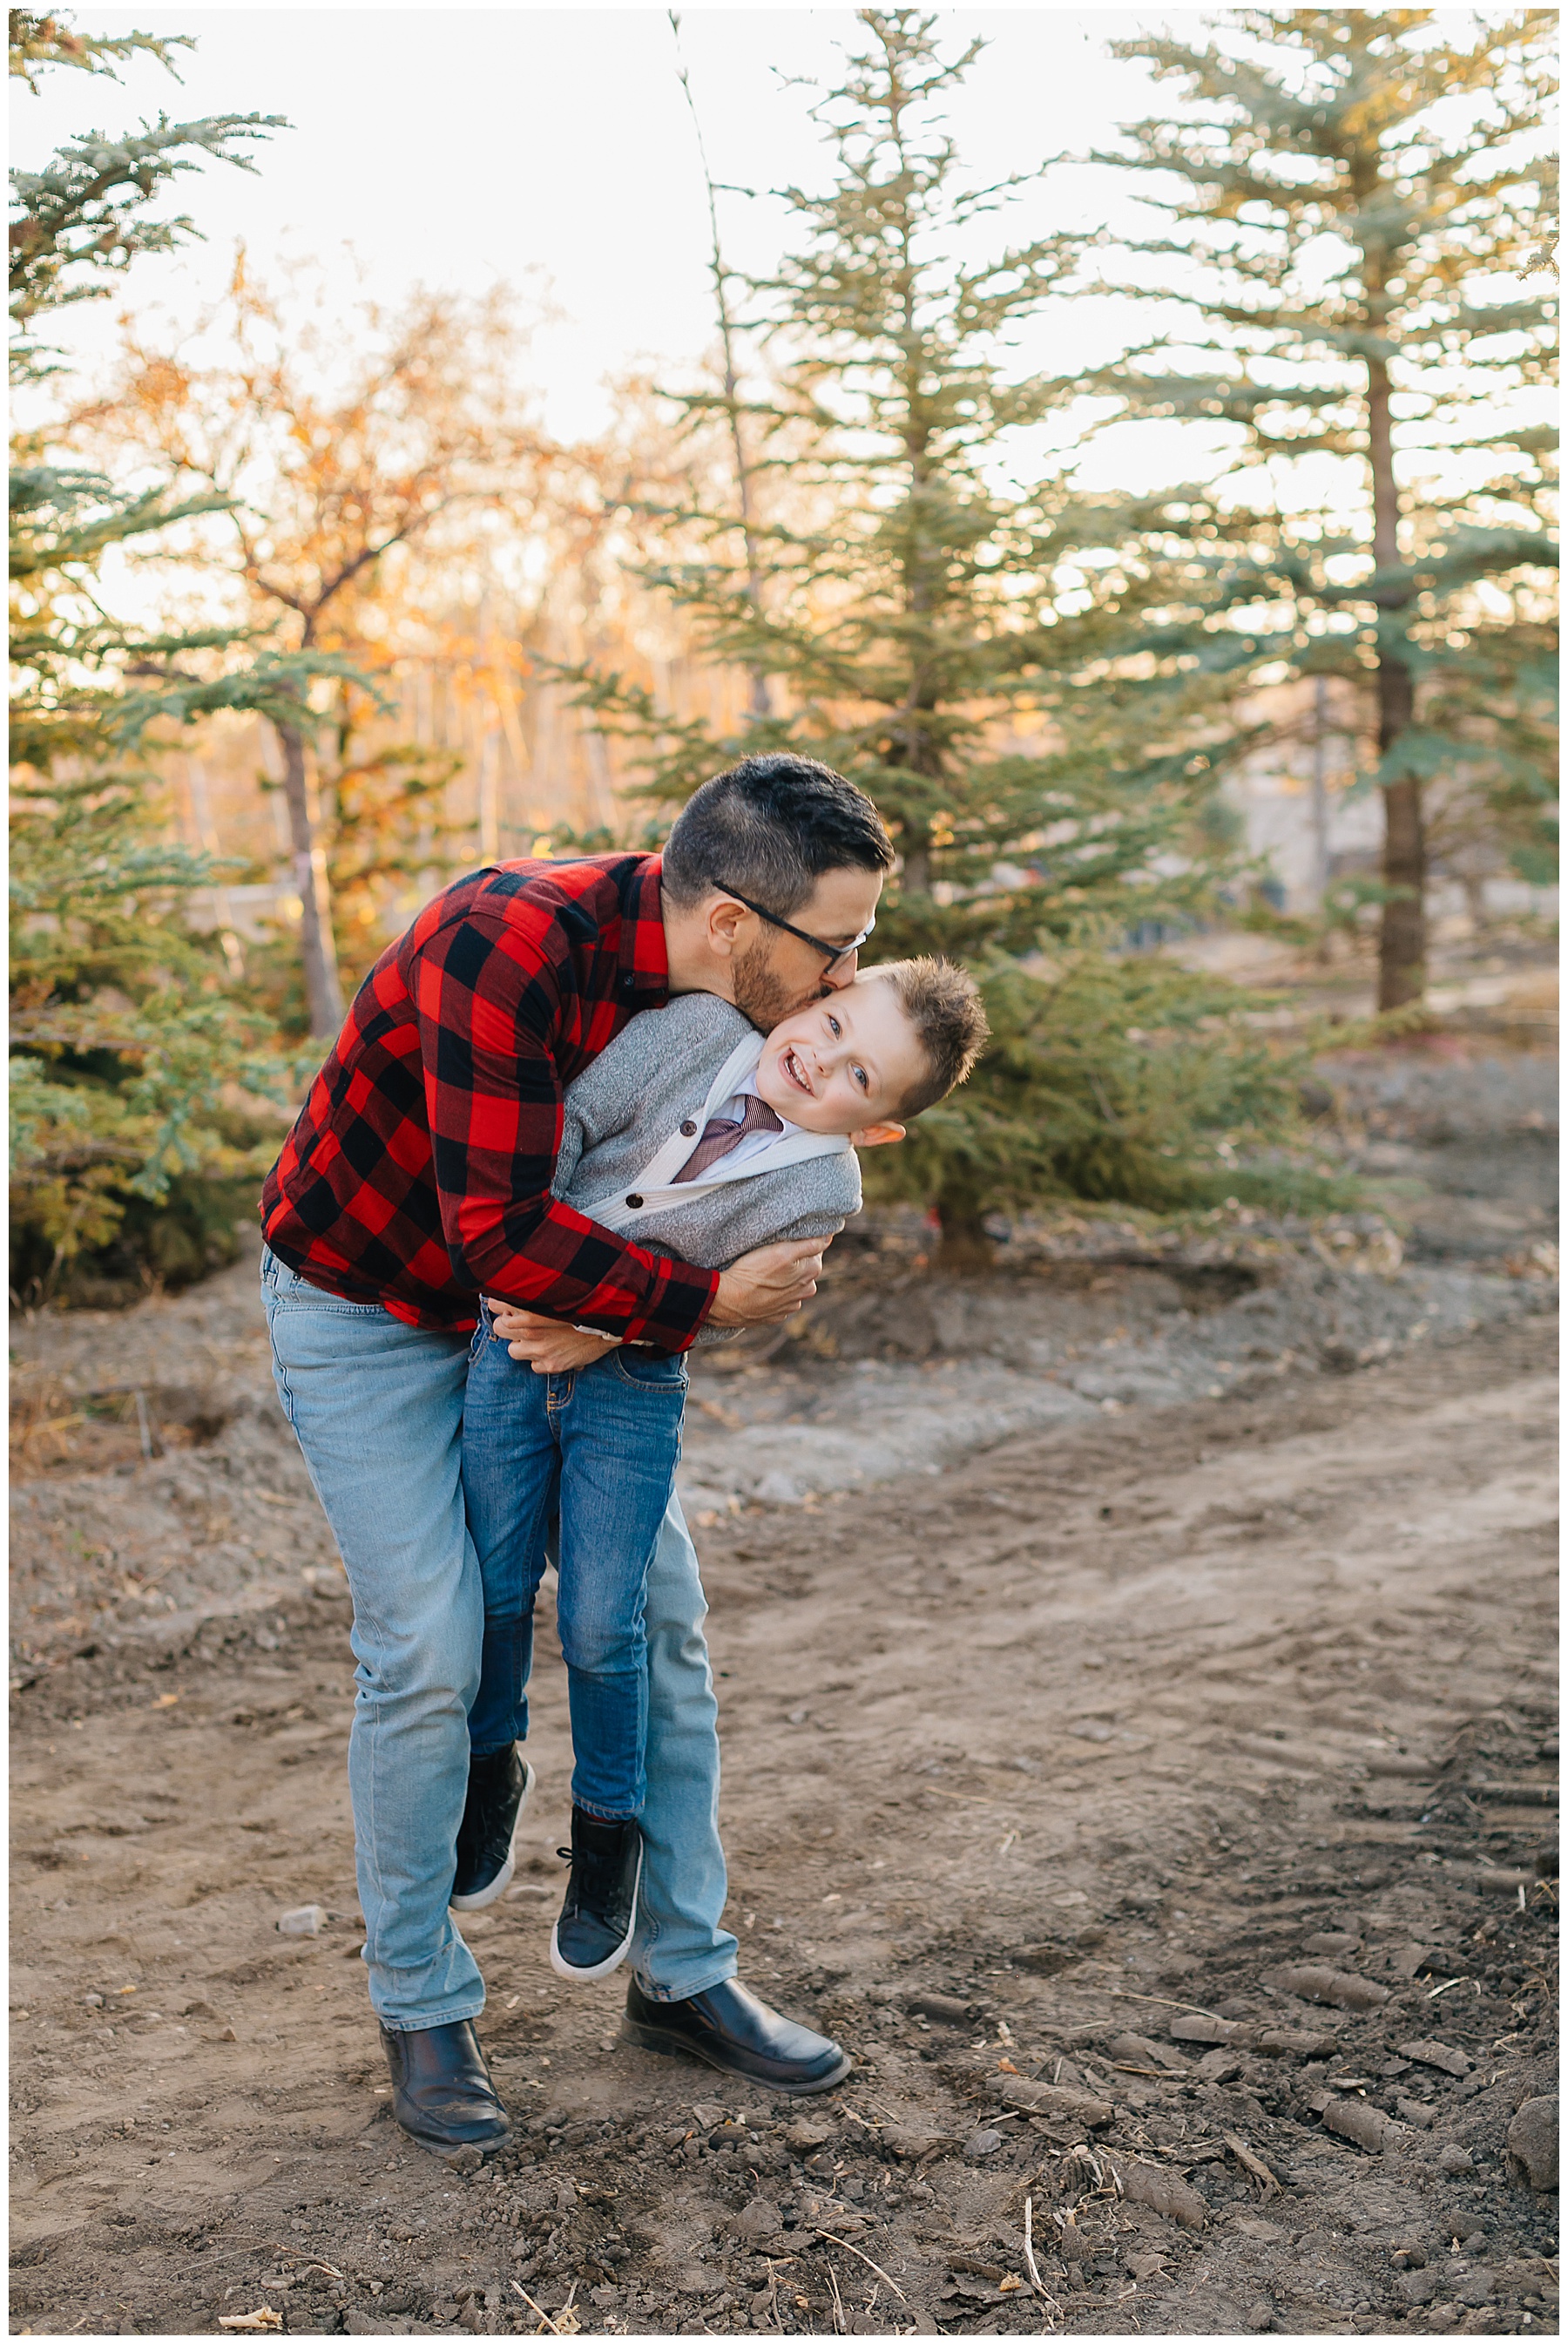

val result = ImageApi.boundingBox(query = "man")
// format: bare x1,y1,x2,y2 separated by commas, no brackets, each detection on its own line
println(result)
260,753,893,2154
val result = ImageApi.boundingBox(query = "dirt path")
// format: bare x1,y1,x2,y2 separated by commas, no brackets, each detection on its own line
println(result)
10,1305,1557,2339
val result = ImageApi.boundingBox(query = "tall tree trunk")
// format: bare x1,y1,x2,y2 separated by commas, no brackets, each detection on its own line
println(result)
672,11,772,721
1379,767,1425,1009
276,716,345,1039
934,1183,994,1272
1308,674,1332,906
1367,355,1425,1010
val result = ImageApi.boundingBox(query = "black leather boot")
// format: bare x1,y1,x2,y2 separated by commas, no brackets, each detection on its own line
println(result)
551,1808,643,1981
621,1975,851,2094
450,1745,534,1912
379,2019,510,2153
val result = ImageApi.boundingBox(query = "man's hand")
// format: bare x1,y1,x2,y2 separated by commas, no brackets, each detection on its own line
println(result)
708,1236,829,1327
483,1301,619,1377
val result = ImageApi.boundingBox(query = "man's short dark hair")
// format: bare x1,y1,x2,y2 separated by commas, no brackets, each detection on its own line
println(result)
662,754,894,917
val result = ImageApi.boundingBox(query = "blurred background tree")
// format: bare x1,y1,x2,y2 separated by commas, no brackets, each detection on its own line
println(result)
1067,5,1558,1010
92,264,547,1032
570,8,1321,1258
585,12,1240,952
10,4,1551,1301
8,11,351,1298
866,947,1323,1245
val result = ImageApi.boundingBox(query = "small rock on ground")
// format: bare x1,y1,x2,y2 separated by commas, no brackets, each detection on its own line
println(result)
1506,2094,1558,2192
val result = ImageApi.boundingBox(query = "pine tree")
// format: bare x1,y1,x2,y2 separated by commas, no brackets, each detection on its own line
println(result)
1073,7,1558,1007
575,9,1311,1256
9,12,350,1295
590,12,1223,955
862,946,1323,1242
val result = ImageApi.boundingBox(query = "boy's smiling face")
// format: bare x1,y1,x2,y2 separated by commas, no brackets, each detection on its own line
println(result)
754,976,925,1135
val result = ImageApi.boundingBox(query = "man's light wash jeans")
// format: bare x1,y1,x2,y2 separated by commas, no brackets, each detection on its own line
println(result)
260,1247,738,2029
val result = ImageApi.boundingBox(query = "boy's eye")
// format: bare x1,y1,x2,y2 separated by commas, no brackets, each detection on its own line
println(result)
826,1015,841,1039
853,1065,868,1092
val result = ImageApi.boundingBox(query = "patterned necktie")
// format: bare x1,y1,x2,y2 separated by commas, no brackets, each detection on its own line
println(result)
672,1092,785,1183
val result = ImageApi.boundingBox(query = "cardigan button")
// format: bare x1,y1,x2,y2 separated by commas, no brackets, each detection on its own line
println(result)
679,1120,698,1137
625,1195,644,1209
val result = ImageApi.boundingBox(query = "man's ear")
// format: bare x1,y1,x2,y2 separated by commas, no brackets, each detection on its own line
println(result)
704,893,747,959
851,1121,905,1148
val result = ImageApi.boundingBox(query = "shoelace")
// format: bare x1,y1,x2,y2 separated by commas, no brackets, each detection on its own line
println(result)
558,1833,632,1919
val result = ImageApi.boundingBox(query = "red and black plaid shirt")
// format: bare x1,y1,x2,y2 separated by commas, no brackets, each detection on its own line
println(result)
260,855,719,1348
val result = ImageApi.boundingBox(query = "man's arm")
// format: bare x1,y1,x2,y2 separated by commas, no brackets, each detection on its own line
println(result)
410,912,719,1347
490,1236,831,1373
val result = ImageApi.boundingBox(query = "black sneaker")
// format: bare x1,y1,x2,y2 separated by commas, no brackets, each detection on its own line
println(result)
450,1744,535,1913
550,1808,643,1981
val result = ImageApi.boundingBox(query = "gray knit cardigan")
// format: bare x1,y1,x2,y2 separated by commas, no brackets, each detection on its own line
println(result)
553,993,862,1288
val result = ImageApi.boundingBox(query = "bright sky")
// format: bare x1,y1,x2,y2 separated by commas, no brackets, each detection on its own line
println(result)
15,5,1537,520
13,4,1209,482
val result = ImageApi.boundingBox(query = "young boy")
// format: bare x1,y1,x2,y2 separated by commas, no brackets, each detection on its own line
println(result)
456,958,987,1978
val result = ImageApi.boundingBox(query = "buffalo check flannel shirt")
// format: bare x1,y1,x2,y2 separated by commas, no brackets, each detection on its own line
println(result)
260,854,720,1349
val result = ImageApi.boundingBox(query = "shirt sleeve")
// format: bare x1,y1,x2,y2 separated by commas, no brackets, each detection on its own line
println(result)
410,911,718,1348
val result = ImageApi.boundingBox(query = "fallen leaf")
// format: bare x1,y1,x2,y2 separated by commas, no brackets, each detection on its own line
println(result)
1223,2131,1281,2196
1105,2157,1207,2230
1396,2037,1471,2077
1263,1963,1389,2012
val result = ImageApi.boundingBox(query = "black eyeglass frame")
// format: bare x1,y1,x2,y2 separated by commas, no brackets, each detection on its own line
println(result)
708,880,875,973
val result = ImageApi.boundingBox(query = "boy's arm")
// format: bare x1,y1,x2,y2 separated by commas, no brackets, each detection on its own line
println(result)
707,1158,862,1271
691,1206,848,1346
749,1208,851,1252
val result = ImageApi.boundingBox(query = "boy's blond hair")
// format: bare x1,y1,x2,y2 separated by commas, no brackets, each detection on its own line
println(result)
864,958,989,1117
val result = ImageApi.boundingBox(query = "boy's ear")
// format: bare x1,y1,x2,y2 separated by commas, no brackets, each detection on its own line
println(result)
851,1121,905,1148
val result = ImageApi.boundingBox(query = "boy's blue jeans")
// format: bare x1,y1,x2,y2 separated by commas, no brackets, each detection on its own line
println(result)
260,1247,737,2029
461,1310,687,1819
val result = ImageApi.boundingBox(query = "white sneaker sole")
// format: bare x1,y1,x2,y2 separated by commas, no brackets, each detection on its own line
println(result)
549,1839,644,1982
450,1758,536,1914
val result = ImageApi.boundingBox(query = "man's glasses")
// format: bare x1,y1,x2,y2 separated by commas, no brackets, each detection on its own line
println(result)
709,882,875,974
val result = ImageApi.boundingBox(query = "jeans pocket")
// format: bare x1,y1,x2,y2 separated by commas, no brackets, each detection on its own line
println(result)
270,1280,384,1318
611,1347,688,1393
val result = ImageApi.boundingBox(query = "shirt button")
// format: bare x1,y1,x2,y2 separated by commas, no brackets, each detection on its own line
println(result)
679,1120,697,1137
625,1195,644,1209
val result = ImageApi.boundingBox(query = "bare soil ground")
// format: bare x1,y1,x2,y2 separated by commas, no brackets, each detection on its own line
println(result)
10,1043,1558,2341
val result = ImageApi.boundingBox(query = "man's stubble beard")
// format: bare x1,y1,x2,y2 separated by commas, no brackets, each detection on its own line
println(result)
730,937,826,1033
